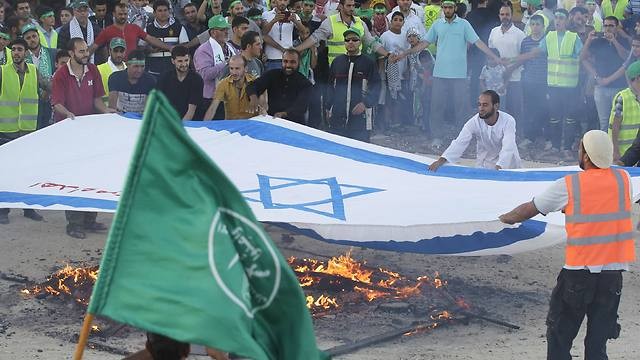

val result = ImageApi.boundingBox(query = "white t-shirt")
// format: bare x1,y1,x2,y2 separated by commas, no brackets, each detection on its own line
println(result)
262,9,301,60
442,110,521,169
387,10,427,39
532,170,633,272
380,30,410,79
488,24,526,81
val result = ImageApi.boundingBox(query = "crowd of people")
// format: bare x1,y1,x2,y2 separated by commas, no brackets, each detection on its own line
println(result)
0,0,639,230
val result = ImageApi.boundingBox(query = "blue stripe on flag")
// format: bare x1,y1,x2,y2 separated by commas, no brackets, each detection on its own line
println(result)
180,119,640,181
0,192,118,210
270,219,548,255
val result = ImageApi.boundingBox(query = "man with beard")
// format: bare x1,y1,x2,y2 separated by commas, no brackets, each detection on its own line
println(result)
295,0,390,66
22,24,57,129
402,0,500,147
156,45,203,120
108,50,157,115
499,129,634,360
467,0,500,106
57,1,102,64
182,2,206,42
204,54,254,119
0,38,48,225
97,37,127,104
144,0,190,76
387,0,427,37
51,37,114,239
262,0,306,71
428,90,521,171
488,3,525,126
247,49,312,124
91,3,172,60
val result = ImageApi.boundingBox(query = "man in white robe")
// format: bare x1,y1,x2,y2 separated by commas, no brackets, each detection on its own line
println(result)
429,90,522,171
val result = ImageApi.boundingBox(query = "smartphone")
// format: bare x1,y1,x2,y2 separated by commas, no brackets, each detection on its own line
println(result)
282,10,291,22
594,32,604,37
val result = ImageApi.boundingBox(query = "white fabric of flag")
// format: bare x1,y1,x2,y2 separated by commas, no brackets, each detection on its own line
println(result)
2,114,638,255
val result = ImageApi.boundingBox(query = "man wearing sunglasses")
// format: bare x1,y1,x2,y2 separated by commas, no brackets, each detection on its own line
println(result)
326,27,380,142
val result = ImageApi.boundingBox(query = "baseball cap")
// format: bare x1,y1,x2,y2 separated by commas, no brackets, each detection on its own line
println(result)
626,60,640,80
343,27,362,38
208,15,230,29
109,37,126,50
21,23,38,36
582,130,613,169
72,0,90,9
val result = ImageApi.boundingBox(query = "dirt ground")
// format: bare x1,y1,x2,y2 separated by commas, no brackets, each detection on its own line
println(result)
2,132,639,359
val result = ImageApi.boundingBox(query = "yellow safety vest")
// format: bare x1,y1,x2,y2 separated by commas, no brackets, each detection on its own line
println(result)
0,63,39,133
546,31,579,88
609,87,640,155
327,14,365,65
602,0,628,20
97,62,114,104
1,48,12,66
38,28,58,49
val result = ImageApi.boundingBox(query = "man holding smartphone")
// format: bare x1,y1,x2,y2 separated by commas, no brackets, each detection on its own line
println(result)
262,0,306,71
581,16,629,132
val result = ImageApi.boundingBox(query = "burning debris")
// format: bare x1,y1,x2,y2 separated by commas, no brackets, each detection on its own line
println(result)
287,251,452,314
20,264,98,305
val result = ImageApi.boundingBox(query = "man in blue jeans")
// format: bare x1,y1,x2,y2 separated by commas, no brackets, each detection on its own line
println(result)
580,16,630,131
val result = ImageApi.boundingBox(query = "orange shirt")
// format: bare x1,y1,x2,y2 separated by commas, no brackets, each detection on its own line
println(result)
214,74,256,120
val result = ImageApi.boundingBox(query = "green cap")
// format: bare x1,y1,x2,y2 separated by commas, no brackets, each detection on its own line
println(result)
526,0,541,7
0,32,10,41
21,23,38,36
626,61,640,80
72,0,89,8
343,27,362,38
109,37,126,49
303,0,315,4
208,15,230,29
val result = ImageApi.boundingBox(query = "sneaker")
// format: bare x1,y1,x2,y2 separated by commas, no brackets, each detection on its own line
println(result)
0,213,8,225
66,226,86,239
23,209,44,222
84,222,108,232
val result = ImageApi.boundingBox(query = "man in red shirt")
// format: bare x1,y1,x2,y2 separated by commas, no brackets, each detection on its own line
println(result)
90,2,171,58
51,37,115,239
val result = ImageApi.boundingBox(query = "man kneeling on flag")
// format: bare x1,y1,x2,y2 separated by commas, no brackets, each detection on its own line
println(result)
428,90,522,171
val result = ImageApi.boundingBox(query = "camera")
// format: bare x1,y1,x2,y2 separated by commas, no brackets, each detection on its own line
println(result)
282,10,291,22
594,31,604,37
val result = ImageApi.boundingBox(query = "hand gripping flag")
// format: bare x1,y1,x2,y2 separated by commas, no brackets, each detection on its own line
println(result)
75,91,327,360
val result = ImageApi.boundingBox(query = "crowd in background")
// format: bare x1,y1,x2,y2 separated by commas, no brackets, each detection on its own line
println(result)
4,0,640,232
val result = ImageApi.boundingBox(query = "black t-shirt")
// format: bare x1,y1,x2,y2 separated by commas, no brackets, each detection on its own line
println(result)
156,70,204,118
591,36,629,88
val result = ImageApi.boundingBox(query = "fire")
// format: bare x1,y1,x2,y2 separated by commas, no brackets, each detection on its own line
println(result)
289,251,449,310
21,264,99,305
306,295,339,310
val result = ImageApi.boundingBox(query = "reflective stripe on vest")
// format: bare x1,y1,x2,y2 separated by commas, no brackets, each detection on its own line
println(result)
328,14,365,65
97,63,113,104
608,87,640,155
564,168,636,266
602,0,628,20
0,63,38,132
546,31,579,88
38,29,58,49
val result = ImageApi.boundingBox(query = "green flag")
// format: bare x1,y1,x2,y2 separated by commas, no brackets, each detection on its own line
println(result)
87,90,327,360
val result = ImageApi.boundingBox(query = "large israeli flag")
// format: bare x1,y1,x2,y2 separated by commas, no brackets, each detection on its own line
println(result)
1,114,638,255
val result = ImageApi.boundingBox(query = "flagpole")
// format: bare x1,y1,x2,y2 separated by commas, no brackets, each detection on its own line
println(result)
73,313,94,360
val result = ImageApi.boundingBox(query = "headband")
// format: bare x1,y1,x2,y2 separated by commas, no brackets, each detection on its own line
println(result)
40,11,55,19
127,59,146,65
228,0,242,10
